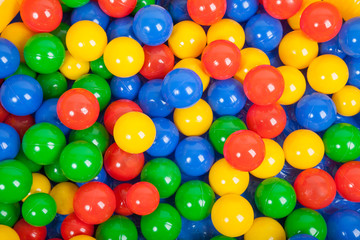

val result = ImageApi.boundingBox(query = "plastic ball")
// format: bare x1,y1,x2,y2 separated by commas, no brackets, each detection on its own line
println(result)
0,123,20,161
95,216,138,240
90,56,113,79
327,210,360,240
5,62,36,80
285,208,327,240
106,17,140,43
0,75,43,116
36,72,67,100
22,193,57,227
69,236,95,240
0,202,20,227
168,0,190,23
13,218,46,240
288,235,318,240
98,0,136,18
51,22,70,48
22,173,51,202
50,182,78,215
0,104,9,123
44,161,68,183
320,35,346,59
201,40,241,80
0,225,20,240
332,85,360,117
76,167,108,187
244,217,286,240
339,17,360,58
126,182,160,216
59,51,90,80
61,213,94,240
277,66,306,105
174,58,210,91
61,0,89,8
335,161,360,202
207,19,245,49
0,38,20,78
4,114,34,140
113,183,132,216
71,2,110,30
225,0,258,23
345,58,360,86
187,0,227,26
287,0,320,30
263,0,302,19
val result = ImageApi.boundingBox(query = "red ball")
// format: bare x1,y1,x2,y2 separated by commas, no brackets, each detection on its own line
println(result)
187,0,227,26
263,0,302,19
246,103,286,139
60,213,94,240
113,183,133,216
104,143,144,181
73,182,116,224
140,44,175,80
223,130,265,171
126,182,160,216
98,0,137,18
300,2,342,43
13,218,47,240
4,114,35,139
294,168,336,209
20,0,62,32
201,40,241,80
243,65,284,105
57,88,100,130
335,161,360,202
0,103,9,122
103,100,142,135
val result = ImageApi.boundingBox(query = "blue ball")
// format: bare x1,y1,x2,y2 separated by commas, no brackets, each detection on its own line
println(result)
0,74,43,116
35,98,70,135
110,75,141,101
76,167,108,187
295,93,337,132
339,17,360,58
147,118,179,157
161,68,203,109
0,123,20,161
175,136,215,177
320,35,346,59
46,213,67,239
177,216,219,240
327,210,360,240
106,17,142,43
245,13,283,52
289,234,318,240
266,48,283,68
168,0,191,23
138,79,174,117
345,56,360,88
225,0,259,23
207,78,246,116
133,5,173,46
0,38,20,79
71,1,110,30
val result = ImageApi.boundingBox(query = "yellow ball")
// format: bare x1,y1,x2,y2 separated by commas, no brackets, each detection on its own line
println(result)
66,20,107,62
325,0,360,21
50,182,78,215
234,47,270,83
114,112,156,154
69,236,96,240
168,21,207,59
173,99,213,136
278,30,318,69
250,139,285,179
23,173,51,201
0,225,20,240
209,158,249,196
211,194,254,237
332,85,360,117
59,51,90,80
277,66,306,105
283,129,324,169
307,54,349,94
174,58,210,91
244,217,286,240
104,37,144,78
287,0,321,30
1,22,35,62
207,19,245,49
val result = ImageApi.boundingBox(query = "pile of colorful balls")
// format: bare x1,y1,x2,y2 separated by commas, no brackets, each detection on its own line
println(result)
0,0,360,239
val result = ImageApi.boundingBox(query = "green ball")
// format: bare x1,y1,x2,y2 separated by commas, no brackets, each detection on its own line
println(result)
211,236,236,240
141,158,181,198
22,123,67,165
61,0,89,8
37,72,67,99
5,62,37,80
15,148,42,172
0,160,32,204
285,208,327,240
51,23,70,49
59,140,103,182
141,203,181,240
24,33,65,74
90,56,113,79
69,122,110,154
255,177,296,219
209,116,247,154
96,215,138,240
44,161,68,183
132,0,156,14
22,193,57,227
72,74,111,111
0,202,20,227
322,123,360,162
61,2,72,12
175,180,215,221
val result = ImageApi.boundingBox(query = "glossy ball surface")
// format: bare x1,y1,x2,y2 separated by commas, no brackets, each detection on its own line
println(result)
187,0,227,26
0,123,20,161
207,19,245,49
59,51,90,80
36,72,67,100
0,225,20,240
0,202,20,227
339,17,360,57
95,216,138,240
13,218,47,240
113,183,132,216
327,210,360,240
225,0,258,23
174,58,210,91
50,182,78,215
335,161,360,202
332,85,360,117
22,193,57,227
277,66,306,105
0,38,20,78
61,213,94,240
126,182,160,216
244,217,286,240
110,75,141,101
98,0,136,18
263,0,302,19
71,1,110,30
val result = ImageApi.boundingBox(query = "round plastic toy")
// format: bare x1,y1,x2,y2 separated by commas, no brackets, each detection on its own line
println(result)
175,180,215,221
20,0,62,32
126,182,160,216
69,236,95,240
323,123,360,163
332,85,360,116
285,208,327,240
59,51,90,80
0,123,20,161
61,0,89,8
61,213,94,240
90,56,113,79
211,194,254,237
4,114,35,139
327,210,360,240
141,203,182,240
168,20,207,59
22,193,57,227
59,141,103,182
113,183,132,216
287,0,320,30
319,35,346,59
0,104,8,123
168,0,190,23
0,225,20,240
51,22,69,48
283,129,324,169
5,62,36,80
15,148,42,173
278,30,318,69
295,93,337,132
339,17,360,58
0,75,43,116
22,173,51,201
307,54,349,94
71,1,110,30
95,216,138,240
50,182,78,215
44,161,68,183
13,218,47,240
244,217,286,240
36,72,67,100
98,0,136,18
111,75,141,101
225,0,258,23
0,202,20,227
277,66,306,105
57,88,100,130
288,234,318,240
103,37,144,78
174,58,210,91
201,40,241,80
0,38,20,78
106,17,140,42
76,166,108,188
132,0,155,14
335,161,360,202
161,68,203,108
207,19,245,49
263,0,302,19
73,182,116,225
187,0,226,26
